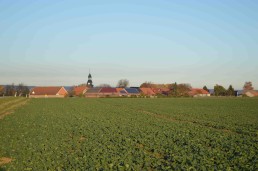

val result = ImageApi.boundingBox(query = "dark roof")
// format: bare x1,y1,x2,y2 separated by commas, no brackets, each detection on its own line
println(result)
99,88,117,93
125,88,140,94
130,87,140,89
85,87,101,93
235,90,243,94
208,89,214,94
120,90,127,94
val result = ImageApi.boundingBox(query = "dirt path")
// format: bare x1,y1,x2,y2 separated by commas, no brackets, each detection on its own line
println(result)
0,98,29,119
0,98,25,110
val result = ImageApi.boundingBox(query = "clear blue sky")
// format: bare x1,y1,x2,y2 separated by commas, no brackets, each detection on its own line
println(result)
0,0,258,89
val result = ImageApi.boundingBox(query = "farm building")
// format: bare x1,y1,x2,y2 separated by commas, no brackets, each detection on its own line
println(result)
84,87,102,98
116,88,128,97
124,88,140,97
73,86,89,96
152,88,170,96
234,90,243,96
188,88,210,97
98,88,118,97
243,90,258,97
140,88,156,96
29,87,68,98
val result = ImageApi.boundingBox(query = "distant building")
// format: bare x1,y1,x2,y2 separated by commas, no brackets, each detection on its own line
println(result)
234,90,243,96
73,86,89,96
139,88,156,96
29,87,67,98
124,88,140,96
98,88,118,97
87,72,93,88
116,88,128,97
243,90,258,97
188,88,210,97
151,88,170,96
85,87,101,98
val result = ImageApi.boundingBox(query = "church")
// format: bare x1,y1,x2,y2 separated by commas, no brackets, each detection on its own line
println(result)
72,71,93,96
86,72,93,88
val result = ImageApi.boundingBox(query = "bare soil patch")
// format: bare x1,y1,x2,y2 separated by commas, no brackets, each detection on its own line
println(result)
0,157,12,166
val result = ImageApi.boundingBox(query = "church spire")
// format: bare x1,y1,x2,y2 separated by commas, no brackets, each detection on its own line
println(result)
87,69,93,87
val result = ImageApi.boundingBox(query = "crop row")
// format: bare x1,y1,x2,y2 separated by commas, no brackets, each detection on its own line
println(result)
0,98,257,170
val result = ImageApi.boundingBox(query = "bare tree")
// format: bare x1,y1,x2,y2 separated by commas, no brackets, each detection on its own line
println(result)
243,81,254,91
140,82,152,88
16,83,29,97
5,83,16,96
0,85,5,96
177,83,192,96
117,79,129,88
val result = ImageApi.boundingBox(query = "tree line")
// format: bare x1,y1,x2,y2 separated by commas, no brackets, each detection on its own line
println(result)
0,83,29,97
0,80,255,97
139,81,255,97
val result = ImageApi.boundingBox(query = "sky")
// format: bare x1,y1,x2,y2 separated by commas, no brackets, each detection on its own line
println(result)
0,0,258,89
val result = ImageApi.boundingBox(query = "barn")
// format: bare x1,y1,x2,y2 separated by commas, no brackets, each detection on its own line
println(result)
124,88,140,97
84,88,102,98
73,86,89,96
139,88,156,96
116,88,128,97
98,88,118,97
188,88,210,97
243,90,258,97
29,87,68,98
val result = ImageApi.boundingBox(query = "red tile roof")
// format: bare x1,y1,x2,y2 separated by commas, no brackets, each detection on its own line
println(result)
151,88,170,94
188,88,209,96
73,86,88,95
140,88,155,95
244,90,258,96
99,88,117,93
30,87,67,95
116,88,124,92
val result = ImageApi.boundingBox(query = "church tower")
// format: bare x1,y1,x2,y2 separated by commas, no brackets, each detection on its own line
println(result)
87,71,93,87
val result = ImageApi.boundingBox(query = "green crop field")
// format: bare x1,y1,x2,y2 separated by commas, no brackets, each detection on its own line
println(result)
0,98,258,170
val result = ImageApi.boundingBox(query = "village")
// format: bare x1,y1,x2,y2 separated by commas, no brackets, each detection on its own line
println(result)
27,72,257,98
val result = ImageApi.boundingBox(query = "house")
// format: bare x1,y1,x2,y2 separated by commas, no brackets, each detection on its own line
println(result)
98,88,118,97
139,88,156,96
209,89,214,95
73,86,89,96
188,88,210,97
29,87,68,98
124,88,140,97
243,90,258,97
130,87,141,90
84,87,102,98
116,88,128,97
152,88,170,96
234,90,243,97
